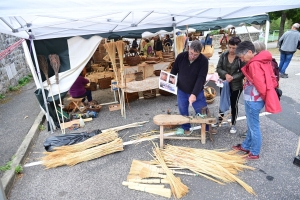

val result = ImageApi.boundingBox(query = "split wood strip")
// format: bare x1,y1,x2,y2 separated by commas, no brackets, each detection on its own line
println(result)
128,185,172,198
116,40,126,117
152,143,189,199
127,178,170,184
42,138,123,169
175,36,186,54
159,145,256,195
122,181,165,188
130,159,197,177
50,130,118,153
104,41,122,117
42,121,149,165
103,42,118,81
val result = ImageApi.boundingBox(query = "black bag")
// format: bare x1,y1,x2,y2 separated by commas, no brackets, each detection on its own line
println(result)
297,41,300,50
275,88,282,100
43,129,101,152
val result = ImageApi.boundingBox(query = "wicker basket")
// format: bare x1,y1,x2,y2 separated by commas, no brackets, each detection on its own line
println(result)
134,71,143,81
204,86,217,104
154,70,161,76
126,56,141,66
146,56,160,62
98,77,113,89
143,89,156,99
87,105,102,112
159,89,174,96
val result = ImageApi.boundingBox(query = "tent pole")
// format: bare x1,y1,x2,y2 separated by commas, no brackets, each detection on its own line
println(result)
173,25,177,57
244,24,253,42
264,19,270,49
30,39,54,133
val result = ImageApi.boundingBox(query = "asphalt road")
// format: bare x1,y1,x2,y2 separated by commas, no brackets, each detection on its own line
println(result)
2,44,300,200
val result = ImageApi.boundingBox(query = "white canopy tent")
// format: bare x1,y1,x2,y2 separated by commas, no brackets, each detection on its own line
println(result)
0,1,299,40
0,0,299,131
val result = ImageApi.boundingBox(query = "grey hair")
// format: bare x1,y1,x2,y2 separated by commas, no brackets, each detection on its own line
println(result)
235,41,255,56
253,40,266,53
189,40,202,52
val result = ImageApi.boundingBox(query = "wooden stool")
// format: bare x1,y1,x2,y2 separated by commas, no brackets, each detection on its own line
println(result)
67,97,86,113
153,114,216,148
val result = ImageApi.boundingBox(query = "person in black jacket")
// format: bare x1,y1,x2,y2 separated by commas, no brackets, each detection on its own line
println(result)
154,37,163,60
215,36,244,134
171,40,210,135
132,38,138,49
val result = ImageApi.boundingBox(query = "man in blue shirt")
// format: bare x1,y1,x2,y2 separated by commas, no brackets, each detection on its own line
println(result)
278,23,300,78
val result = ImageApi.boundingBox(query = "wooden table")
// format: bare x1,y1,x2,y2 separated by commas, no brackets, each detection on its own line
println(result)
153,114,216,148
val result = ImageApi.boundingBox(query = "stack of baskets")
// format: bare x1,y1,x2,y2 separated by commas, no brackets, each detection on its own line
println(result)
134,71,143,81
126,55,141,66
143,89,156,99
204,86,216,104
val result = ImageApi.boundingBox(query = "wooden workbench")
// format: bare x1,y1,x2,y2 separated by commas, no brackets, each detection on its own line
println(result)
153,114,216,148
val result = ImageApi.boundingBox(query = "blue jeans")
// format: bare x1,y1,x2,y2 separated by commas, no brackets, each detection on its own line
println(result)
177,88,207,130
242,100,265,155
279,52,294,74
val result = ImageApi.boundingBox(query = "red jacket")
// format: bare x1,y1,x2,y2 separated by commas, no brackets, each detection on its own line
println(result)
241,50,282,114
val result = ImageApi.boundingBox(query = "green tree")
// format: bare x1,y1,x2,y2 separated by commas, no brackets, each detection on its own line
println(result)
269,9,300,40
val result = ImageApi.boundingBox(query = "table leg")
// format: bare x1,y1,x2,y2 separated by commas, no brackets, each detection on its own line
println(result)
201,123,206,144
160,125,164,148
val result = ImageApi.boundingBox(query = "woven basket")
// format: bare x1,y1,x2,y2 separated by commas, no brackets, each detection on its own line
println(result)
154,70,161,76
143,89,156,99
126,56,141,66
134,71,143,81
204,86,217,104
159,89,174,96
146,56,160,62
98,77,113,89
87,105,102,112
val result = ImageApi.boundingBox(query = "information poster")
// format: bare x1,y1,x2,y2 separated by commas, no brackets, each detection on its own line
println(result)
158,70,177,95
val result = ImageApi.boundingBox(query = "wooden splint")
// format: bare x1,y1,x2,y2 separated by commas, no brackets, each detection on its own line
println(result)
153,114,216,148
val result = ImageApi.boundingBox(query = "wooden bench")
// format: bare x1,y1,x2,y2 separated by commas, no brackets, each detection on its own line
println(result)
153,114,216,148
67,97,86,113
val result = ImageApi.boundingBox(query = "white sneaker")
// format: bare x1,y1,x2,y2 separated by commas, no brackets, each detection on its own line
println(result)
211,122,219,128
230,125,237,134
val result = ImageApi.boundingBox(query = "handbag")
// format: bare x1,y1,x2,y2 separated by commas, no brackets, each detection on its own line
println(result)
275,88,282,100
201,34,214,58
297,41,300,50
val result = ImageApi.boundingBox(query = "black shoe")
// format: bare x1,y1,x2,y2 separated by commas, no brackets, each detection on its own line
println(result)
280,73,288,78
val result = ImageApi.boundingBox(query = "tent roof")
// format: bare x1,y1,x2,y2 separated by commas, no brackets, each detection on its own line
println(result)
184,14,269,31
0,0,299,40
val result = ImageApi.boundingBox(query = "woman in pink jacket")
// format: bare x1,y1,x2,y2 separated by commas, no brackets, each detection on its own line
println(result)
232,41,281,160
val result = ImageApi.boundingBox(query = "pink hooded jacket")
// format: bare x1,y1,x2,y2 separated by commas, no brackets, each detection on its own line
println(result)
241,50,282,114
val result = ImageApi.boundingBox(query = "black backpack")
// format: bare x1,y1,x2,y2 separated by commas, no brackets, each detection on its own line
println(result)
271,58,280,82
271,58,282,100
